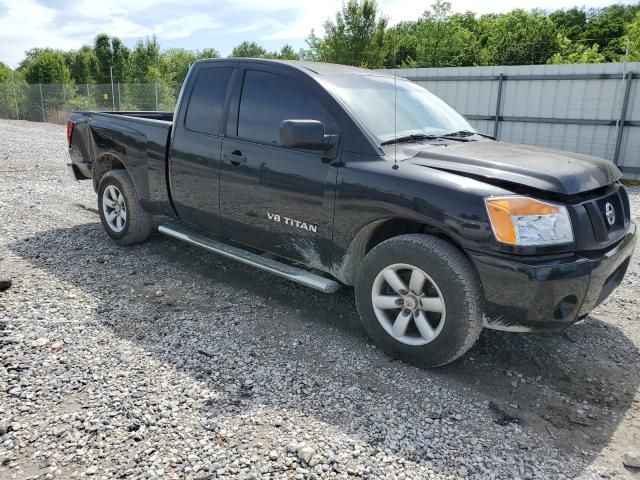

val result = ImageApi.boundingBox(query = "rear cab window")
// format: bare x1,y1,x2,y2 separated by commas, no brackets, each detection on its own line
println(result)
185,67,232,135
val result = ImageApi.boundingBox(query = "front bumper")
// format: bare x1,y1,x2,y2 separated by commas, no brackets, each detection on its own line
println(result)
468,222,636,332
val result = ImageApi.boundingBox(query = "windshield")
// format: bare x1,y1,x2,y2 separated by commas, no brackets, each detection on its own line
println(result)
319,74,474,144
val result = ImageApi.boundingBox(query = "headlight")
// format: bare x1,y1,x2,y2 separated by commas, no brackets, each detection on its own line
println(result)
484,196,574,246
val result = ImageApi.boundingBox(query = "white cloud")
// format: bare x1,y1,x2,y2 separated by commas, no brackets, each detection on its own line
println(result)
0,0,222,66
262,0,343,40
0,0,78,67
154,15,222,40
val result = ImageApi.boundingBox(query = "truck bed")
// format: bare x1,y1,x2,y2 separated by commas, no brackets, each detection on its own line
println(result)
68,110,174,216
97,111,174,123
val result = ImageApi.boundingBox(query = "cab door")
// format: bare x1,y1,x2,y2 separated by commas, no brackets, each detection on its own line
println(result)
219,67,340,265
168,63,234,234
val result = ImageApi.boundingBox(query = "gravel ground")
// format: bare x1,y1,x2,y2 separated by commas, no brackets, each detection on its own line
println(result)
0,118,639,480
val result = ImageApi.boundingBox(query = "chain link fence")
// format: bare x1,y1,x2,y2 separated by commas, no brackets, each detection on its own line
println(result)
0,83,182,124
2,63,640,178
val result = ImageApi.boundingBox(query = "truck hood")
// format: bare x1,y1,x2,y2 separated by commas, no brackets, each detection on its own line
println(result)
405,140,621,195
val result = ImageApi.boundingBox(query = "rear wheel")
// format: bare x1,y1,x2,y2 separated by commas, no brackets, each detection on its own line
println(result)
97,170,152,245
355,234,483,367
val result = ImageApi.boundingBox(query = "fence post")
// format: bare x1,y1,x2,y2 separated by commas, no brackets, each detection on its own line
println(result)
110,66,116,111
39,83,45,122
117,82,121,110
493,74,504,139
154,82,159,111
11,70,19,120
613,70,633,166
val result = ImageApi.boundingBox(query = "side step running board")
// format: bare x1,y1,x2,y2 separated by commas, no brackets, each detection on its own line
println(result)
158,225,340,294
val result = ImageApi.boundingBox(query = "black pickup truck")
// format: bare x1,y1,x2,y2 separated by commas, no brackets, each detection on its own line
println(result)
67,59,636,367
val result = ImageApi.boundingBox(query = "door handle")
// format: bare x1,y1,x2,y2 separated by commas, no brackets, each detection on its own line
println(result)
224,150,247,167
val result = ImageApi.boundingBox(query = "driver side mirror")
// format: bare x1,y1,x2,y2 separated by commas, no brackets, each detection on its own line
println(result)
279,119,336,151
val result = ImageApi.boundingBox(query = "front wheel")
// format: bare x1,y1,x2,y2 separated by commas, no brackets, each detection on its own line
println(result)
97,170,152,245
355,234,483,367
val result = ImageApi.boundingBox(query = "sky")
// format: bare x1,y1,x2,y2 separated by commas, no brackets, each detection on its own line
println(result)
0,0,637,68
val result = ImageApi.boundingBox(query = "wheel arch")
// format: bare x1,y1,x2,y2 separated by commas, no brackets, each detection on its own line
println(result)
333,217,468,285
92,153,127,192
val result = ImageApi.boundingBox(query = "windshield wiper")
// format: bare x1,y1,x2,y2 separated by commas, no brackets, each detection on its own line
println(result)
380,134,439,146
442,130,495,140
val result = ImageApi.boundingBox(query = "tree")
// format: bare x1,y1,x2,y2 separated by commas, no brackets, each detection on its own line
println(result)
161,48,219,85
199,48,220,59
19,49,72,84
550,7,587,41
399,2,480,67
626,11,640,61
130,36,160,82
8,1,640,91
162,48,198,85
130,35,163,83
93,34,130,83
307,0,388,68
65,45,95,84
481,10,559,65
384,22,419,67
230,41,268,58
581,4,639,61
547,35,605,64
0,62,11,83
270,44,299,60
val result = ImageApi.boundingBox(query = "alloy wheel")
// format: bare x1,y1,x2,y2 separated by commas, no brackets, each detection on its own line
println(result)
371,263,446,346
102,185,127,233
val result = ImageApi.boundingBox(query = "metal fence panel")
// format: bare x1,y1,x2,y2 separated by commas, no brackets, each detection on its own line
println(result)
386,62,640,179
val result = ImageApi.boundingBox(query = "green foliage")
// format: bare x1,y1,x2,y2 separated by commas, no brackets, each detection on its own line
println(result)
93,34,131,83
199,48,220,59
481,10,559,65
7,2,640,122
231,41,268,58
548,35,606,64
7,1,640,94
161,48,219,85
0,62,11,83
550,7,587,41
307,0,388,68
65,46,96,84
386,2,480,67
130,35,162,83
19,49,72,84
581,4,639,61
268,45,299,60
162,48,198,85
626,11,640,61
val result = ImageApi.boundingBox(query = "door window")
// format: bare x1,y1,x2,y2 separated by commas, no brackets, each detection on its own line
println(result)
238,70,331,145
185,67,232,135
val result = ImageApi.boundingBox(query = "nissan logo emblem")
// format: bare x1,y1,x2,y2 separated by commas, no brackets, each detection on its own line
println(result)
605,202,616,227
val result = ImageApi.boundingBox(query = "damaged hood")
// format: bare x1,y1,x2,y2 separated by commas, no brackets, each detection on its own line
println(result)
405,140,621,195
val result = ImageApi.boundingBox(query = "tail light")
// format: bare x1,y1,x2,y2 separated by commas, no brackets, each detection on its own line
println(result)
66,121,74,147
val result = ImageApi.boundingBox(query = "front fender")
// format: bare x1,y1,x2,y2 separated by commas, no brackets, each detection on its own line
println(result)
330,157,509,284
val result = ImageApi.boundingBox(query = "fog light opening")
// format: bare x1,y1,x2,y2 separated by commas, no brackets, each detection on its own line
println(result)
553,295,578,320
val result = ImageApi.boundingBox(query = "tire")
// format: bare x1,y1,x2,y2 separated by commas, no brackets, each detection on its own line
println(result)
97,170,152,245
355,234,483,368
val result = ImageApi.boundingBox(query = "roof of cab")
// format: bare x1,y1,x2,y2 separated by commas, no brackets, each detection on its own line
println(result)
196,58,394,77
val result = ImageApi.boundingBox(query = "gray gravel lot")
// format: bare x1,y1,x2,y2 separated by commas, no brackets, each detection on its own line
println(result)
0,119,639,479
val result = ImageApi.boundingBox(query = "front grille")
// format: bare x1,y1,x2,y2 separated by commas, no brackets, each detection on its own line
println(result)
578,184,630,249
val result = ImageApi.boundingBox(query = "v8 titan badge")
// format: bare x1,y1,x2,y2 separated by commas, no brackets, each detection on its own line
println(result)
267,212,318,233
